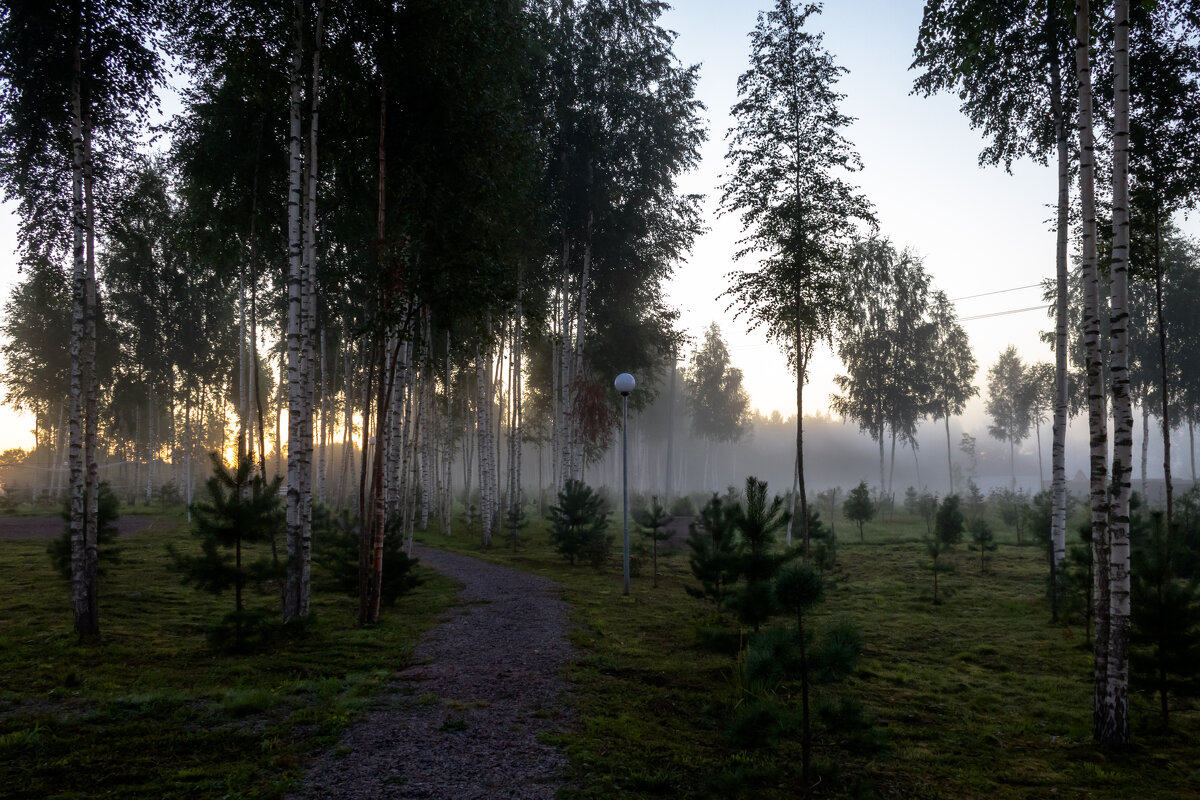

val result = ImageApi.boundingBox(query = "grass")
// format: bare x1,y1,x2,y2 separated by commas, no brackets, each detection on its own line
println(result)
0,510,457,799
416,505,1200,800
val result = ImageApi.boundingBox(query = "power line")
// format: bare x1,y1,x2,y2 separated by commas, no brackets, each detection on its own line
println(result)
957,304,1047,322
949,283,1043,302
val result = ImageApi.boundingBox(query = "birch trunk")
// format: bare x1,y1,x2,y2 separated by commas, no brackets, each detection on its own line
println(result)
1076,0,1111,741
1102,0,1132,747
68,33,92,637
284,0,306,622
1049,0,1071,596
82,97,100,634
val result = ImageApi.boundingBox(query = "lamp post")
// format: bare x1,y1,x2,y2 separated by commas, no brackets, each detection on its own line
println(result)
614,372,635,595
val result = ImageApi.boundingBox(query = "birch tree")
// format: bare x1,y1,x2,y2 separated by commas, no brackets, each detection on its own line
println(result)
926,290,978,495
913,0,1075,612
985,347,1035,491
1075,0,1112,742
0,0,162,636
1100,0,1132,748
721,0,874,559
1127,2,1200,530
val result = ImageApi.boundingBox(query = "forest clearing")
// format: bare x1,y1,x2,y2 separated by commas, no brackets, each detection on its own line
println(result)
2,0,1200,796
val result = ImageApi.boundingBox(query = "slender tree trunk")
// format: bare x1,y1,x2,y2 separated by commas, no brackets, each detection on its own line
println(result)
1010,438,1017,492
356,340,376,620
1102,0,1132,747
319,328,328,507
795,336,811,559
365,336,402,623
1190,418,1195,484
67,31,94,638
284,0,307,622
1049,0,1071,605
1077,0,1112,741
945,415,954,495
1035,420,1044,491
879,431,886,499
665,350,676,502
786,451,798,548
1153,208,1173,527
82,95,100,635
1141,403,1149,501
888,427,897,507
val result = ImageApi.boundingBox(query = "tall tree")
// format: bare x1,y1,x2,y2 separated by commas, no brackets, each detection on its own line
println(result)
833,238,938,500
0,0,163,636
1075,0,1112,742
1101,0,1133,748
985,346,1035,491
926,290,978,495
913,0,1075,614
720,0,874,559
1127,1,1200,530
684,322,750,490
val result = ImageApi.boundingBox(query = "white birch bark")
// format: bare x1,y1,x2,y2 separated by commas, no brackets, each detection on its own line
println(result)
1050,0,1071,590
284,0,306,622
1076,0,1111,742
82,94,100,634
1104,0,1132,747
68,36,90,636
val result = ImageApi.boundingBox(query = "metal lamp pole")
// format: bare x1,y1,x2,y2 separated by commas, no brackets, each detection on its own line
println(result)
615,373,636,595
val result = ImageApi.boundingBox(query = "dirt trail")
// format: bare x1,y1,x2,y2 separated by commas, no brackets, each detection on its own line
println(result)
292,545,576,800
0,515,158,541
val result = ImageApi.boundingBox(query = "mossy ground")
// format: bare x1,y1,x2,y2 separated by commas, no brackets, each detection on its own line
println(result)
417,505,1200,799
0,509,456,799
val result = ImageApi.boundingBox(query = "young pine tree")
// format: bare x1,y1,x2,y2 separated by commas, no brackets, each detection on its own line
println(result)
1131,511,1200,729
685,493,742,613
49,482,121,579
968,517,998,573
843,480,875,543
635,495,673,588
172,454,283,649
549,480,611,568
728,476,793,632
925,494,964,604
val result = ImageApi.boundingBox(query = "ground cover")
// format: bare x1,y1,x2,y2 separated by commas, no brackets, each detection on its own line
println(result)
416,505,1200,799
0,512,456,799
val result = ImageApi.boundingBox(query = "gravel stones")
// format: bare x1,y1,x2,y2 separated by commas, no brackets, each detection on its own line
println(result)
292,546,576,800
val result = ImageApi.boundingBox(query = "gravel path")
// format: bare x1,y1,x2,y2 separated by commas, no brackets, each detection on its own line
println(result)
0,514,158,541
292,546,577,800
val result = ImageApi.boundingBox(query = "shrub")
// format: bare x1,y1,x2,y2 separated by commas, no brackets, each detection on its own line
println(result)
549,480,611,568
842,481,874,542
312,506,421,608
48,482,122,579
635,496,672,588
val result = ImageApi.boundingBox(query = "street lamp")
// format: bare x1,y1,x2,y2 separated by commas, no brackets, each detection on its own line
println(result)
614,372,636,595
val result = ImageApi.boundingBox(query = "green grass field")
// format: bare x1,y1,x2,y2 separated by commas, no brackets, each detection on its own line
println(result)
416,505,1200,800
0,511,457,799
2,503,1196,799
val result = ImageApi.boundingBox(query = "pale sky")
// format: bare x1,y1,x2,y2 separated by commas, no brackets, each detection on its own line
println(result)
0,0,1195,455
662,0,1197,429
